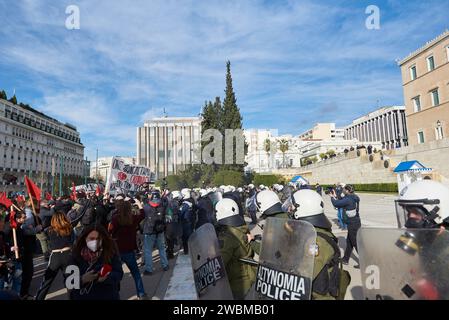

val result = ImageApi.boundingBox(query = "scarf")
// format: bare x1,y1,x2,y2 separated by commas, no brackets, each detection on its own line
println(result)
80,247,101,265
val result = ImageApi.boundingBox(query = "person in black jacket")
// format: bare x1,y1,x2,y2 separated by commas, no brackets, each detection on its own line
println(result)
35,211,75,300
68,225,123,300
330,185,361,266
36,200,54,261
142,192,169,275
67,194,93,237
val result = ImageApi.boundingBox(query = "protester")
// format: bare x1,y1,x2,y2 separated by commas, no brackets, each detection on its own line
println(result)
18,199,41,299
35,211,75,300
69,225,123,300
334,183,347,230
0,209,13,292
36,200,53,261
1,210,25,298
108,198,148,299
142,192,169,275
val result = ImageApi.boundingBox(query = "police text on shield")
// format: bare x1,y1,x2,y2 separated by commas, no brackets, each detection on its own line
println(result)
256,265,310,300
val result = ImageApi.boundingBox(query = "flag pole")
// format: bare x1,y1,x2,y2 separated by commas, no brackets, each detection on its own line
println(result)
96,149,99,185
59,157,63,197
10,206,19,259
84,157,88,186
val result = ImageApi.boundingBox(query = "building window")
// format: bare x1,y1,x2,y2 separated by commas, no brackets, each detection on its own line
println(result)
412,96,421,112
427,56,435,71
446,45,449,62
431,89,440,106
417,131,425,144
410,65,417,80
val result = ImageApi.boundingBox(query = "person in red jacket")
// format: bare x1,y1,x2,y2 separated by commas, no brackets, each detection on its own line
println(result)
108,197,148,300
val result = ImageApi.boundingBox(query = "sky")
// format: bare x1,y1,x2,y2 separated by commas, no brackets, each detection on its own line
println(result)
0,0,448,161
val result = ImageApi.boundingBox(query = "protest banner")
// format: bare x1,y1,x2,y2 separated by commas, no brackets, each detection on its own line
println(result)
104,157,152,195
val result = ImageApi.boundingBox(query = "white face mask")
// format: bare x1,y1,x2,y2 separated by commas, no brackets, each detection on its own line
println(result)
86,239,99,252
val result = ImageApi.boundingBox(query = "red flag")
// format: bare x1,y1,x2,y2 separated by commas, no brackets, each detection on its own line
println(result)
95,185,101,196
0,192,13,208
16,195,25,203
9,209,17,229
24,175,41,200
45,192,53,201
71,182,77,201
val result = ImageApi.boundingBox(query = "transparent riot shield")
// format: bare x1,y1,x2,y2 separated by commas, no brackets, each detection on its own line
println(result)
255,217,316,300
281,196,293,213
208,192,222,207
358,227,449,300
188,223,233,300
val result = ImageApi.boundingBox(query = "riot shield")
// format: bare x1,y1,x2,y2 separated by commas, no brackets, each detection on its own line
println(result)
281,196,293,213
255,217,316,300
188,223,233,300
358,227,449,300
208,192,222,207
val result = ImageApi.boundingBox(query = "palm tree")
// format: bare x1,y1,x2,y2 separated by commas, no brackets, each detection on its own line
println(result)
264,138,271,169
278,139,289,168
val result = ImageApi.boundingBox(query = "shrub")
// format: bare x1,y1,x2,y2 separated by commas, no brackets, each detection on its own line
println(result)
253,174,285,187
213,170,244,186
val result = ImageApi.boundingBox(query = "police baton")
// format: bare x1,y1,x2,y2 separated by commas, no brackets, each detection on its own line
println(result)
238,258,259,267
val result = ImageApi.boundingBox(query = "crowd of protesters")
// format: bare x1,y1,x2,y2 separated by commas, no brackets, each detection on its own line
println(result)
0,178,360,300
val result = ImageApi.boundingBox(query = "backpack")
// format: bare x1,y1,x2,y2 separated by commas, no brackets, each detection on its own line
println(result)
313,231,351,300
143,203,166,234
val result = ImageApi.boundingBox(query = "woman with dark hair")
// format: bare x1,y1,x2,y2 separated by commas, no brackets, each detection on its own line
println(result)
69,225,123,300
108,198,147,299
35,211,74,300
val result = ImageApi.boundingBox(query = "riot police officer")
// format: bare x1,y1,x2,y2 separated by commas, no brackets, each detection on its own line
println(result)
166,191,182,259
223,186,244,219
196,189,214,229
290,189,350,300
255,189,288,219
395,180,449,298
215,198,259,299
358,180,449,300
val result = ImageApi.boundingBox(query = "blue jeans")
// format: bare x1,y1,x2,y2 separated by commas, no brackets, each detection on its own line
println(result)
144,233,168,272
0,261,22,294
337,208,347,229
120,251,146,298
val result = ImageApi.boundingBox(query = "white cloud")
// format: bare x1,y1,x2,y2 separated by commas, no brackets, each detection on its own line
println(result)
1,0,448,156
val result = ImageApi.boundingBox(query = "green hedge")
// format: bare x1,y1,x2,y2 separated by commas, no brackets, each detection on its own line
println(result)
320,183,398,193
252,174,286,187
353,183,398,193
213,170,244,186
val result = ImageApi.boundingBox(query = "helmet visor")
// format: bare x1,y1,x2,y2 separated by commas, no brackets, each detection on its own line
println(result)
395,199,440,228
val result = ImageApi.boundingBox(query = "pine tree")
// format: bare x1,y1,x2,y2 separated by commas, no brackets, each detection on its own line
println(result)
222,61,246,171
9,94,17,105
0,90,7,100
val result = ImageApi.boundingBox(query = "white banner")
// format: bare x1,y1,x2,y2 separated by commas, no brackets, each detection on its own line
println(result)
105,157,152,195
